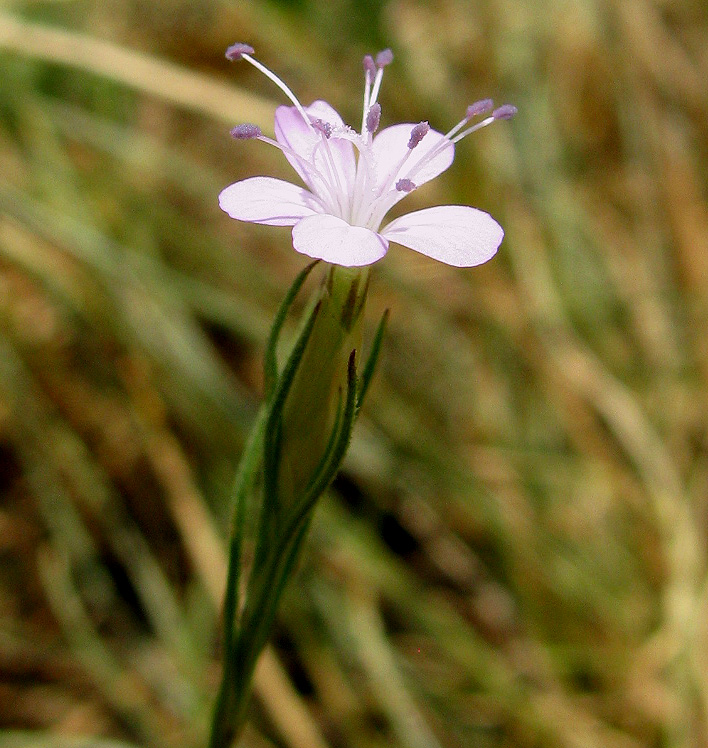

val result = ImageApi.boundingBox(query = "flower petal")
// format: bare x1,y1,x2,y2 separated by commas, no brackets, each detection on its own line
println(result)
292,214,388,267
381,205,503,267
219,177,320,226
371,124,454,195
274,101,356,198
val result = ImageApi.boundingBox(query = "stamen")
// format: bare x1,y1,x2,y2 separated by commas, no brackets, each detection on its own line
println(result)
234,49,315,133
467,99,494,118
450,116,495,143
366,103,381,134
447,103,517,145
369,50,392,111
408,121,430,149
493,104,518,120
440,101,495,143
225,43,254,60
395,178,416,192
367,120,431,215
375,48,394,68
361,121,424,225
398,132,455,187
311,118,333,138
230,123,262,139
361,55,375,133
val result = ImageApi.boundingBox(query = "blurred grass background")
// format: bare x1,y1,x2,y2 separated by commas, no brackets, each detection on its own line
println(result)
1,0,708,746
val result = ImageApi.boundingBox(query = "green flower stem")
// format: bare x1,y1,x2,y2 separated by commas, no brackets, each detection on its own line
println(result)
208,264,377,748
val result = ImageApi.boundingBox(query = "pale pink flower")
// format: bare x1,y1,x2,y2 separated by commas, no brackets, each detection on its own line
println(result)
219,44,516,268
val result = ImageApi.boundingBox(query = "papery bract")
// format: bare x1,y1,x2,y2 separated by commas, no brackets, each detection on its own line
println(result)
219,46,515,268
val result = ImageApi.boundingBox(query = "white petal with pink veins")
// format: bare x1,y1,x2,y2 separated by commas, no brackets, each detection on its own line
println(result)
382,205,503,267
292,214,389,266
219,177,321,226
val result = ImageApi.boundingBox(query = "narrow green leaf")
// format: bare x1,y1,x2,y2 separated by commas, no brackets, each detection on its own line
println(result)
254,297,323,594
243,515,312,674
357,308,389,411
264,260,319,399
222,401,269,648
207,402,270,748
262,299,322,512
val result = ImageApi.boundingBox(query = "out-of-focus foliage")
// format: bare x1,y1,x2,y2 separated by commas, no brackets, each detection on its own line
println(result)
1,1,708,747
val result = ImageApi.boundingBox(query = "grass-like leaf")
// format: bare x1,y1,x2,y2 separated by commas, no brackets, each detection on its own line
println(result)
263,260,319,400
357,308,389,411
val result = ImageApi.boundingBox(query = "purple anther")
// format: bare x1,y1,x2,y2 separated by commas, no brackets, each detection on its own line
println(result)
311,118,333,138
225,43,254,61
230,123,262,139
492,104,518,120
407,121,430,149
466,99,494,118
395,178,416,193
375,48,394,68
366,103,381,134
363,55,376,77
